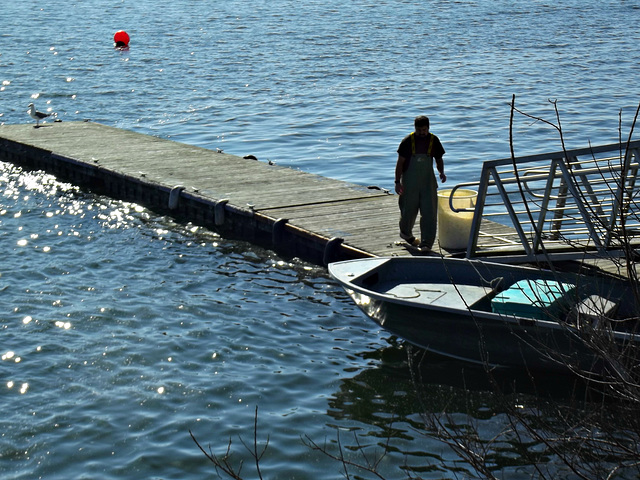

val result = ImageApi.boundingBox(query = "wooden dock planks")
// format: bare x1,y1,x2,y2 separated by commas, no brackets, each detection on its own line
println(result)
0,121,519,264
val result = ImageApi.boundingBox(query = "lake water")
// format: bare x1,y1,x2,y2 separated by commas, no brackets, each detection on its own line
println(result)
1,1,640,478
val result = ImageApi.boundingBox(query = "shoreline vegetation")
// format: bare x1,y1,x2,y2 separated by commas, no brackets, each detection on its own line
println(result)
192,99,640,479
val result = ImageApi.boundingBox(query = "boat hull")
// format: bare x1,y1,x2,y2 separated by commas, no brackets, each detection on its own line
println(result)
329,257,639,372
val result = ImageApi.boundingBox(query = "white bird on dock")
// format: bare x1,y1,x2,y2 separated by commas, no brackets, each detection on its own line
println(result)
27,103,55,127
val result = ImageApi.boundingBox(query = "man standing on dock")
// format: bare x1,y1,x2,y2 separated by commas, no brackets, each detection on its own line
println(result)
395,115,446,250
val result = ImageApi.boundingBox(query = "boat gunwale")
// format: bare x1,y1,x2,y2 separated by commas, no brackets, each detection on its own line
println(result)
329,257,640,341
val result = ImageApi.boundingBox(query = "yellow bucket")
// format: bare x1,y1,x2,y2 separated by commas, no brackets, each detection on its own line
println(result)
437,189,477,250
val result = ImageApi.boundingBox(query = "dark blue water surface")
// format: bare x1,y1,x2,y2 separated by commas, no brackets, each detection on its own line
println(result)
1,1,640,479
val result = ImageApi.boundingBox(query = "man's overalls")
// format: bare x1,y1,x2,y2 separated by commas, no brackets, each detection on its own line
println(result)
399,132,437,248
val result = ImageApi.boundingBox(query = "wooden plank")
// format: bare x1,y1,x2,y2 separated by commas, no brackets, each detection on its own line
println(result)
0,121,531,264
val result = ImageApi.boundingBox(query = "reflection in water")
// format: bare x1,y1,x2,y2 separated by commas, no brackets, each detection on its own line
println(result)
324,342,607,478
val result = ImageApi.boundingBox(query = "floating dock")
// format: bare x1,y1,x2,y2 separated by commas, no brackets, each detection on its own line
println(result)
0,121,452,266
1,122,637,271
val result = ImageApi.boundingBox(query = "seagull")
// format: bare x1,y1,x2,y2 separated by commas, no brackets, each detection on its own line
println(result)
28,103,55,127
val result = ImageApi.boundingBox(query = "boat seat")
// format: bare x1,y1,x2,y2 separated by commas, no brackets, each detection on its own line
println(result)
568,294,618,329
384,283,494,309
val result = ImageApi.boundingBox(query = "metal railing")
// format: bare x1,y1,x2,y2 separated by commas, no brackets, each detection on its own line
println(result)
448,140,640,261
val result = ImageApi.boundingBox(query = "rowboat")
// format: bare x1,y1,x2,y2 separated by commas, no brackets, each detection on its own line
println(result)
328,257,639,373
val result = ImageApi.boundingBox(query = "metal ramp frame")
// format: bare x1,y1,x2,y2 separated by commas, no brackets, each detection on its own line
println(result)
447,140,640,261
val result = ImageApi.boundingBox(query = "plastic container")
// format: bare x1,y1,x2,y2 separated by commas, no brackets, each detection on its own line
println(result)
437,189,477,250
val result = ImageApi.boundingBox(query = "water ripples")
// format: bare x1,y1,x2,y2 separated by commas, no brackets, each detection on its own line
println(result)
3,1,638,190
2,1,640,478
0,160,392,479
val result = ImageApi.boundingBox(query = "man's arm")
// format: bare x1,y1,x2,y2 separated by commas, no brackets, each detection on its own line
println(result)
395,155,405,194
435,157,446,183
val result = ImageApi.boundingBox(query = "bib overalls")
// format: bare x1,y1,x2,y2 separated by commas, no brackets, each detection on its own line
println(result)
399,133,437,249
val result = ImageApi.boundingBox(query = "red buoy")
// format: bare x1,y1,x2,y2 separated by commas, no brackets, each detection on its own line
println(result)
113,30,130,48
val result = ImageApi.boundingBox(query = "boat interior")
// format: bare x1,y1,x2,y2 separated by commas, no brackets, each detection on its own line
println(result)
337,257,637,327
